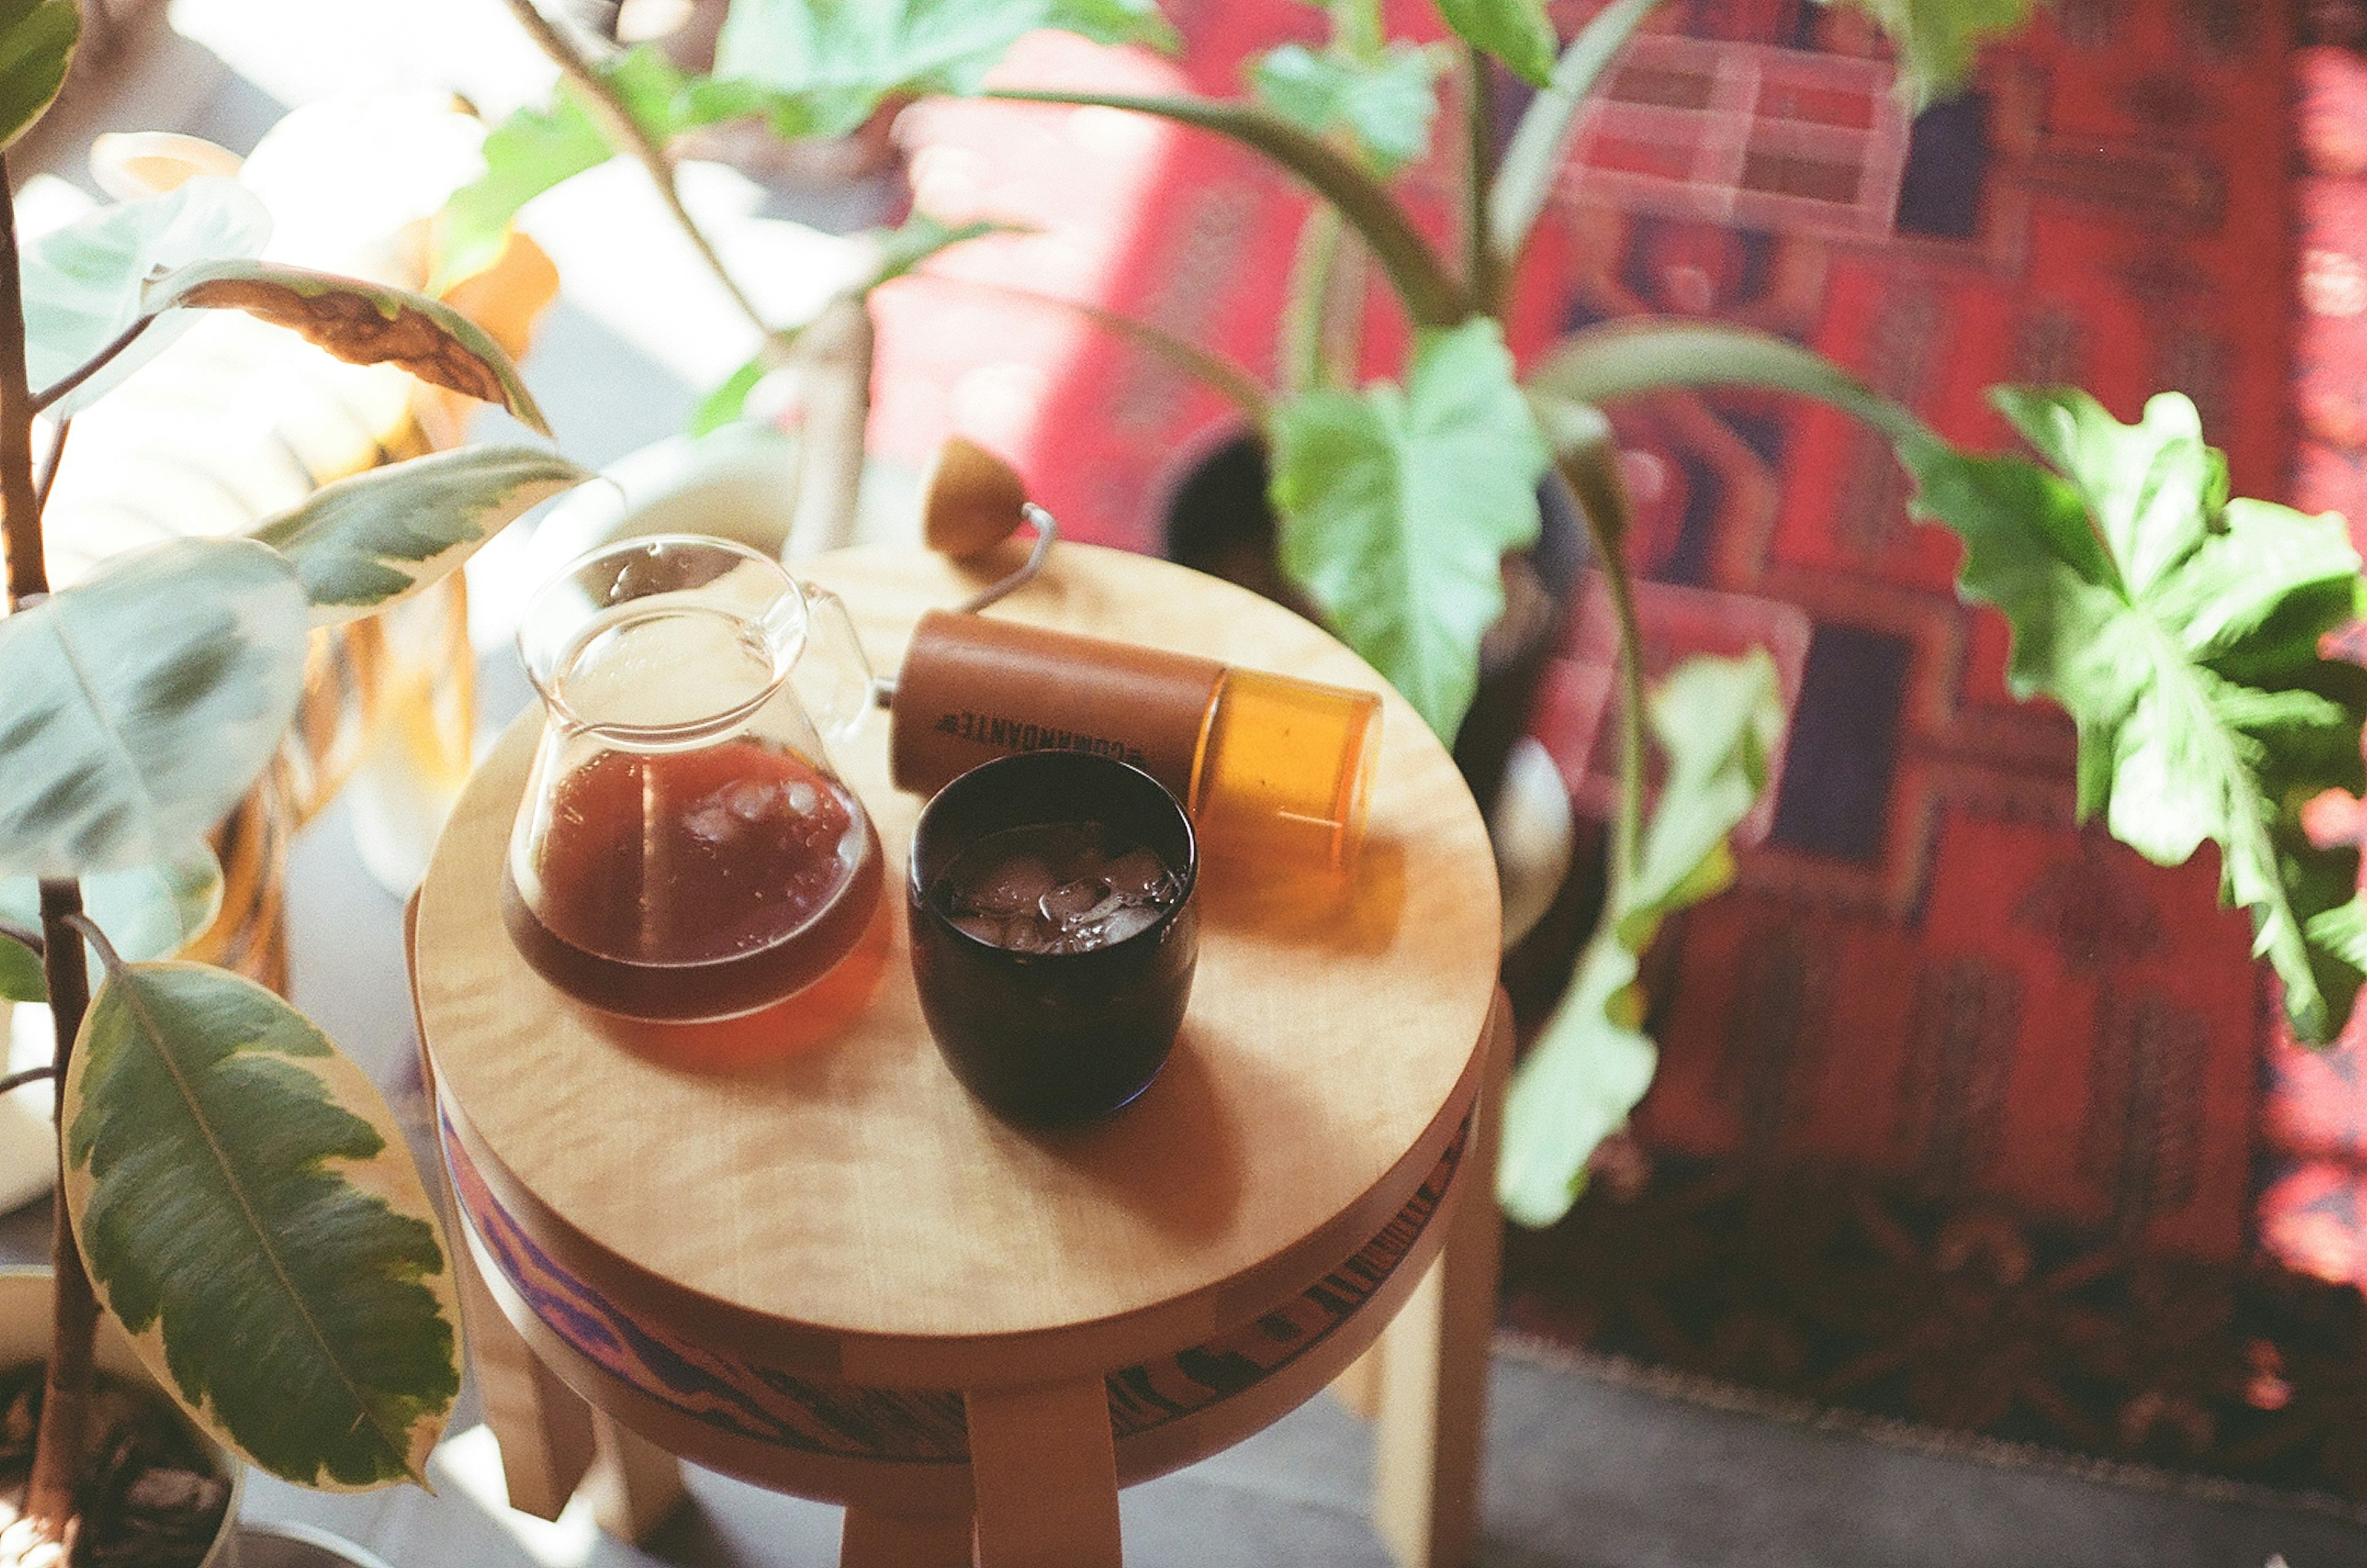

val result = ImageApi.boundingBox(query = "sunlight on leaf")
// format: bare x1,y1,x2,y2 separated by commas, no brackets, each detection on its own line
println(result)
66,960,461,1488
1269,317,1547,740
0,539,308,881
22,178,271,412
1498,650,1784,1228
147,259,549,433
250,447,588,625
1901,390,2367,1044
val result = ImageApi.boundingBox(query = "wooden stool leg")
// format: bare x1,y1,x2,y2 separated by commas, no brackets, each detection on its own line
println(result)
449,1230,599,1519
841,1506,974,1568
581,1411,689,1543
1330,1341,1386,1421
967,1378,1121,1568
1373,993,1510,1568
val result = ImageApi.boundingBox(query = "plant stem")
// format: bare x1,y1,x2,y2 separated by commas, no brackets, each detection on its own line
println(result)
0,146,99,1553
26,884,98,1548
1463,45,1502,317
31,314,153,413
1280,205,1344,398
31,415,67,518
0,1066,55,1096
499,0,777,345
0,151,43,609
1596,529,1646,895
986,88,1474,329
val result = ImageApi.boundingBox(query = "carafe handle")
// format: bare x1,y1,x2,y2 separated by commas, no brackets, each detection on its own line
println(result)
793,583,873,743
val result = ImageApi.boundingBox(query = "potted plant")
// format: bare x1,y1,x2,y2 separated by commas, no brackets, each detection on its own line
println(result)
442,0,2367,1236
0,4,590,1562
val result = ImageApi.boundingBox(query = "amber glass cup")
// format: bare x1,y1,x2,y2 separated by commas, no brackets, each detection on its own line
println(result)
908,754,1199,1125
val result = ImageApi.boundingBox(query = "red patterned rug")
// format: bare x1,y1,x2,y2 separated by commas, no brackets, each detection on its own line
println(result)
861,0,2367,1506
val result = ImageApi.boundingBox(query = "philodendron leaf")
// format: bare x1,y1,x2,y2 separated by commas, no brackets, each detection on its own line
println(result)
1815,0,2040,108
1431,0,1557,88
23,177,271,412
710,0,1179,140
1249,42,1444,175
0,847,223,1002
65,960,461,1488
250,446,589,626
1900,390,2367,1045
0,539,308,880
435,45,695,291
145,258,549,434
1499,650,1784,1228
0,0,75,149
1269,317,1548,740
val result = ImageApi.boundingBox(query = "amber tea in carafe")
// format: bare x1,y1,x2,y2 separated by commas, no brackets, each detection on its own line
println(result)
504,535,881,1022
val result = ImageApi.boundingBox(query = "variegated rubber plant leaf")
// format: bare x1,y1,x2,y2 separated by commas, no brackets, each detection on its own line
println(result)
250,446,591,626
0,539,308,880
64,958,461,1488
23,177,271,413
0,0,76,150
143,258,550,434
1499,649,1785,1228
0,848,222,1003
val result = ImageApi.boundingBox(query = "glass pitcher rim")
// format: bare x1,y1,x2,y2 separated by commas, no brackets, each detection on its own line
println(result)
518,532,815,747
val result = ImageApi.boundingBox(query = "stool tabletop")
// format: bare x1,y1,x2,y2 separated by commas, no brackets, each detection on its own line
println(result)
414,543,1500,1387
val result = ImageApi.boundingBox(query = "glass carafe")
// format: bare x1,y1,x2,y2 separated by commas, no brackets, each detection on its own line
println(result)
503,535,882,1022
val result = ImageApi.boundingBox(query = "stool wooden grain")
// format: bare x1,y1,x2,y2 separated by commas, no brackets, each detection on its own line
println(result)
409,544,1508,1567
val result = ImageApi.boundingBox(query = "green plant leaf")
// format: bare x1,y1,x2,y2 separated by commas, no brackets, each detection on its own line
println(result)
145,258,549,434
249,446,589,626
1432,0,1557,87
1900,390,2367,1045
0,848,223,1002
0,539,308,881
23,178,272,412
712,0,1179,141
0,0,75,149
1815,0,2040,108
1499,650,1784,1227
434,45,694,290
1488,0,1661,267
872,211,1006,283
64,960,461,1488
1268,317,1547,738
1249,42,1444,175
689,354,769,437
0,926,36,1003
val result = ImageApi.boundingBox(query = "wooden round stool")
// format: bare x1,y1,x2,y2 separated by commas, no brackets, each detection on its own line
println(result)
409,544,1507,1567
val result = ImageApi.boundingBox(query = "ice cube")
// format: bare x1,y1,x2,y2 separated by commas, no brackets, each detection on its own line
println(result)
1096,904,1163,944
1039,876,1110,921
952,915,1007,946
965,854,1057,914
684,805,735,844
725,780,774,822
999,913,1056,953
786,781,819,815
1101,848,1172,904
